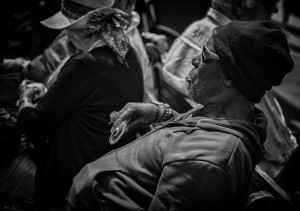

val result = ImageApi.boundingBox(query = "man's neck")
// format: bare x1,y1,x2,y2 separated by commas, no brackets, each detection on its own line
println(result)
199,101,254,122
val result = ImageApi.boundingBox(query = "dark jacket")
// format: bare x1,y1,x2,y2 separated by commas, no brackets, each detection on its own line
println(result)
68,107,267,211
18,46,144,208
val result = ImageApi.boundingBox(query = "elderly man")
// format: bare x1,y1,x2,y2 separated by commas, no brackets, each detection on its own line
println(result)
160,0,297,178
67,20,293,211
161,0,280,111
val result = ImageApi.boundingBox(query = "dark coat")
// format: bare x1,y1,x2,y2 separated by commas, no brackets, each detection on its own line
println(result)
18,46,144,208
68,107,267,211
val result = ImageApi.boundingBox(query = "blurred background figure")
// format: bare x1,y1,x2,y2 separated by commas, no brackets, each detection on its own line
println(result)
281,0,300,26
271,0,300,145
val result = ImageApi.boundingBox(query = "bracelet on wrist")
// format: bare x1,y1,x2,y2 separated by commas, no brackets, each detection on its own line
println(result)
162,104,172,122
150,101,172,123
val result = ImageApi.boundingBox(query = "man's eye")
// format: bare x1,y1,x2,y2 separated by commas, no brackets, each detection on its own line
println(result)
192,56,201,67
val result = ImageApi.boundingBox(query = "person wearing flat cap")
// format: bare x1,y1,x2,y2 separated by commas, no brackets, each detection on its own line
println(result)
66,20,294,211
16,0,144,208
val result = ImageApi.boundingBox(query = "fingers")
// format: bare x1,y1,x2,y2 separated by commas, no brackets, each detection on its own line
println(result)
19,80,28,90
27,82,45,89
31,86,40,92
111,105,136,132
109,102,154,134
20,79,34,86
117,103,132,114
123,118,142,133
18,81,44,102
18,80,28,95
19,79,35,93
111,117,142,134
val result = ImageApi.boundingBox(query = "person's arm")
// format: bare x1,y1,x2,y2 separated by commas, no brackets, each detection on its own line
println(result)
24,31,76,83
18,80,48,112
148,161,237,211
110,102,179,134
18,59,92,135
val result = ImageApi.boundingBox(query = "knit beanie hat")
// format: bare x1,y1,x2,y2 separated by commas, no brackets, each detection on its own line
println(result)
213,20,294,103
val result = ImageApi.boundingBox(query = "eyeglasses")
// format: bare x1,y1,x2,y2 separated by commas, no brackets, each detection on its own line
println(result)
201,45,220,61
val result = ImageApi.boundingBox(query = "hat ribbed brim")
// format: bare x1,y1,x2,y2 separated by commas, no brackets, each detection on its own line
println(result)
40,8,127,30
40,11,75,30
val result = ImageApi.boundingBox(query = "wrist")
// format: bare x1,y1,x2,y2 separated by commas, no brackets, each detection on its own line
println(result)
18,97,32,105
150,101,172,123
17,98,34,111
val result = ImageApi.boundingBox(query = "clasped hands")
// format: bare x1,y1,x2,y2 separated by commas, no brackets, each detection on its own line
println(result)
18,79,48,109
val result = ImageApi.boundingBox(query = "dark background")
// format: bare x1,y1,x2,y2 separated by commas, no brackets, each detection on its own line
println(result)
156,0,211,33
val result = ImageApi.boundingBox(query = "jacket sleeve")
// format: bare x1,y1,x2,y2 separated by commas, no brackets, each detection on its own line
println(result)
24,32,76,83
148,160,238,211
18,59,93,135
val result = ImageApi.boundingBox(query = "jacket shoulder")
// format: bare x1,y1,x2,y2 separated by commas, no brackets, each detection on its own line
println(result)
162,125,252,170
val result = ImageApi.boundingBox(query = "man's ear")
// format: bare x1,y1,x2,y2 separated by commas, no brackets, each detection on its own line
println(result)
223,73,234,87
224,78,234,87
219,70,233,87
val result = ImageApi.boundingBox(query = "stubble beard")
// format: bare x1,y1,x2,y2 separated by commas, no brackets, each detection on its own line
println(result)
188,81,222,106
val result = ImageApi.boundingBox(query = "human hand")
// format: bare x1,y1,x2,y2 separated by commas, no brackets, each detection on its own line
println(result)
18,79,47,102
145,42,161,64
2,58,30,73
110,102,159,134
27,82,48,102
141,32,169,54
